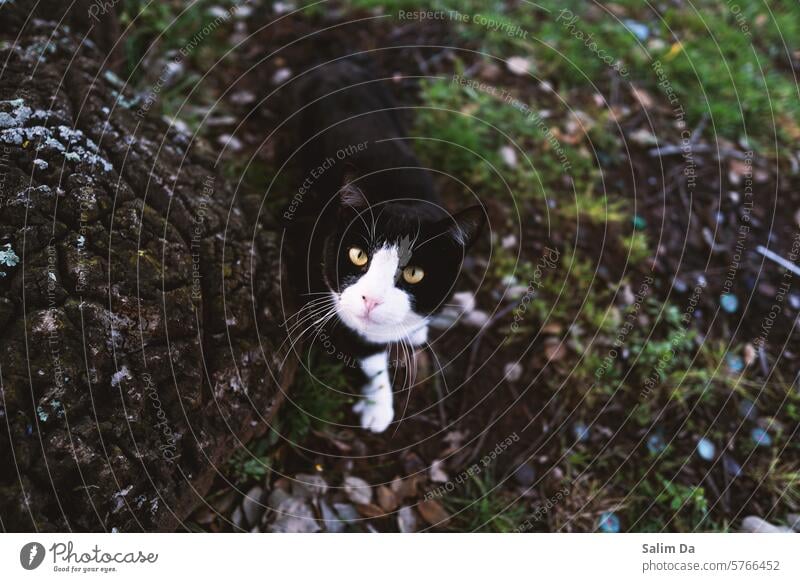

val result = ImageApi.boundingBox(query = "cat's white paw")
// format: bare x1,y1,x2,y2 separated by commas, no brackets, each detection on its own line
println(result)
353,393,394,433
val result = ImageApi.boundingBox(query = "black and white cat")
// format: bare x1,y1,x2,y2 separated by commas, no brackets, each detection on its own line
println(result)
284,60,484,432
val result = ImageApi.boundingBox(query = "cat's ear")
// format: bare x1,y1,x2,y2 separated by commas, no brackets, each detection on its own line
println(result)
338,165,369,210
338,182,369,210
443,205,485,249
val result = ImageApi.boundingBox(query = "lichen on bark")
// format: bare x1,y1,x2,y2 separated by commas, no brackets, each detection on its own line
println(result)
0,10,292,531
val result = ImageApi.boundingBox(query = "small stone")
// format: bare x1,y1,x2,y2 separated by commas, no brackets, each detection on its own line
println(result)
630,129,657,145
789,293,800,310
231,505,245,529
738,399,758,421
504,362,523,382
506,56,531,76
271,67,292,85
726,354,744,373
429,459,448,483
217,133,243,151
632,215,647,230
720,293,739,313
267,487,290,509
512,463,536,487
696,437,716,461
463,310,490,328
319,499,345,533
230,90,256,105
646,433,666,454
787,514,800,532
241,486,265,527
333,503,360,524
623,20,650,41
673,278,688,293
598,511,620,533
499,145,517,168
758,282,777,297
293,473,328,498
397,506,417,533
343,476,372,505
751,427,772,447
723,455,742,478
741,516,788,533
268,497,320,533
572,423,590,443
272,1,294,15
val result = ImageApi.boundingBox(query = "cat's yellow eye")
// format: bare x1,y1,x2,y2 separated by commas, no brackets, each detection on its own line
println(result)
402,266,424,284
348,246,369,267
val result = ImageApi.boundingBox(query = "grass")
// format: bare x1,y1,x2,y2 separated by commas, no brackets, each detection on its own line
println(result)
280,348,354,443
161,0,800,531
116,0,244,131
413,74,598,204
227,436,275,484
444,471,528,532
354,0,800,150
226,347,354,485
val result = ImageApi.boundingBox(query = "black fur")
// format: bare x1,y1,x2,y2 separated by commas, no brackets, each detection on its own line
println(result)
284,60,484,358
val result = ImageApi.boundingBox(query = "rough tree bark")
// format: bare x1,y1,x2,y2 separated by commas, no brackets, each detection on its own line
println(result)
0,8,293,531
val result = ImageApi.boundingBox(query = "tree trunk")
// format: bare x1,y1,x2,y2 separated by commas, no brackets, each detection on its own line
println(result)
0,10,294,531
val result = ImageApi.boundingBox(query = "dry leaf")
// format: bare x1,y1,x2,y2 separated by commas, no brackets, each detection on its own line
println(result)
377,486,398,512
664,41,684,61
630,86,654,109
544,338,566,362
390,476,418,500
541,323,563,335
417,499,451,526
356,503,385,519
744,343,756,366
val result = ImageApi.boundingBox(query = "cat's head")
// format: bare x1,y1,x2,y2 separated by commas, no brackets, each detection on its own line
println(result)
321,184,484,344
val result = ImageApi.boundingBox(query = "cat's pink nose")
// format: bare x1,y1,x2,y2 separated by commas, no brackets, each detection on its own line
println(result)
361,295,382,314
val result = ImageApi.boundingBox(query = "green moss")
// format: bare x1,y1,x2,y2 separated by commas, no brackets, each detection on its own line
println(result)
280,348,355,443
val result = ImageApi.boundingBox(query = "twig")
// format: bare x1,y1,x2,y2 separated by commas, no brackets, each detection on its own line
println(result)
648,143,750,160
756,245,800,277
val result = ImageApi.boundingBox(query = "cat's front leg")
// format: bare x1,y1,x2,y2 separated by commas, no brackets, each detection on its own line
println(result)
352,350,393,433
